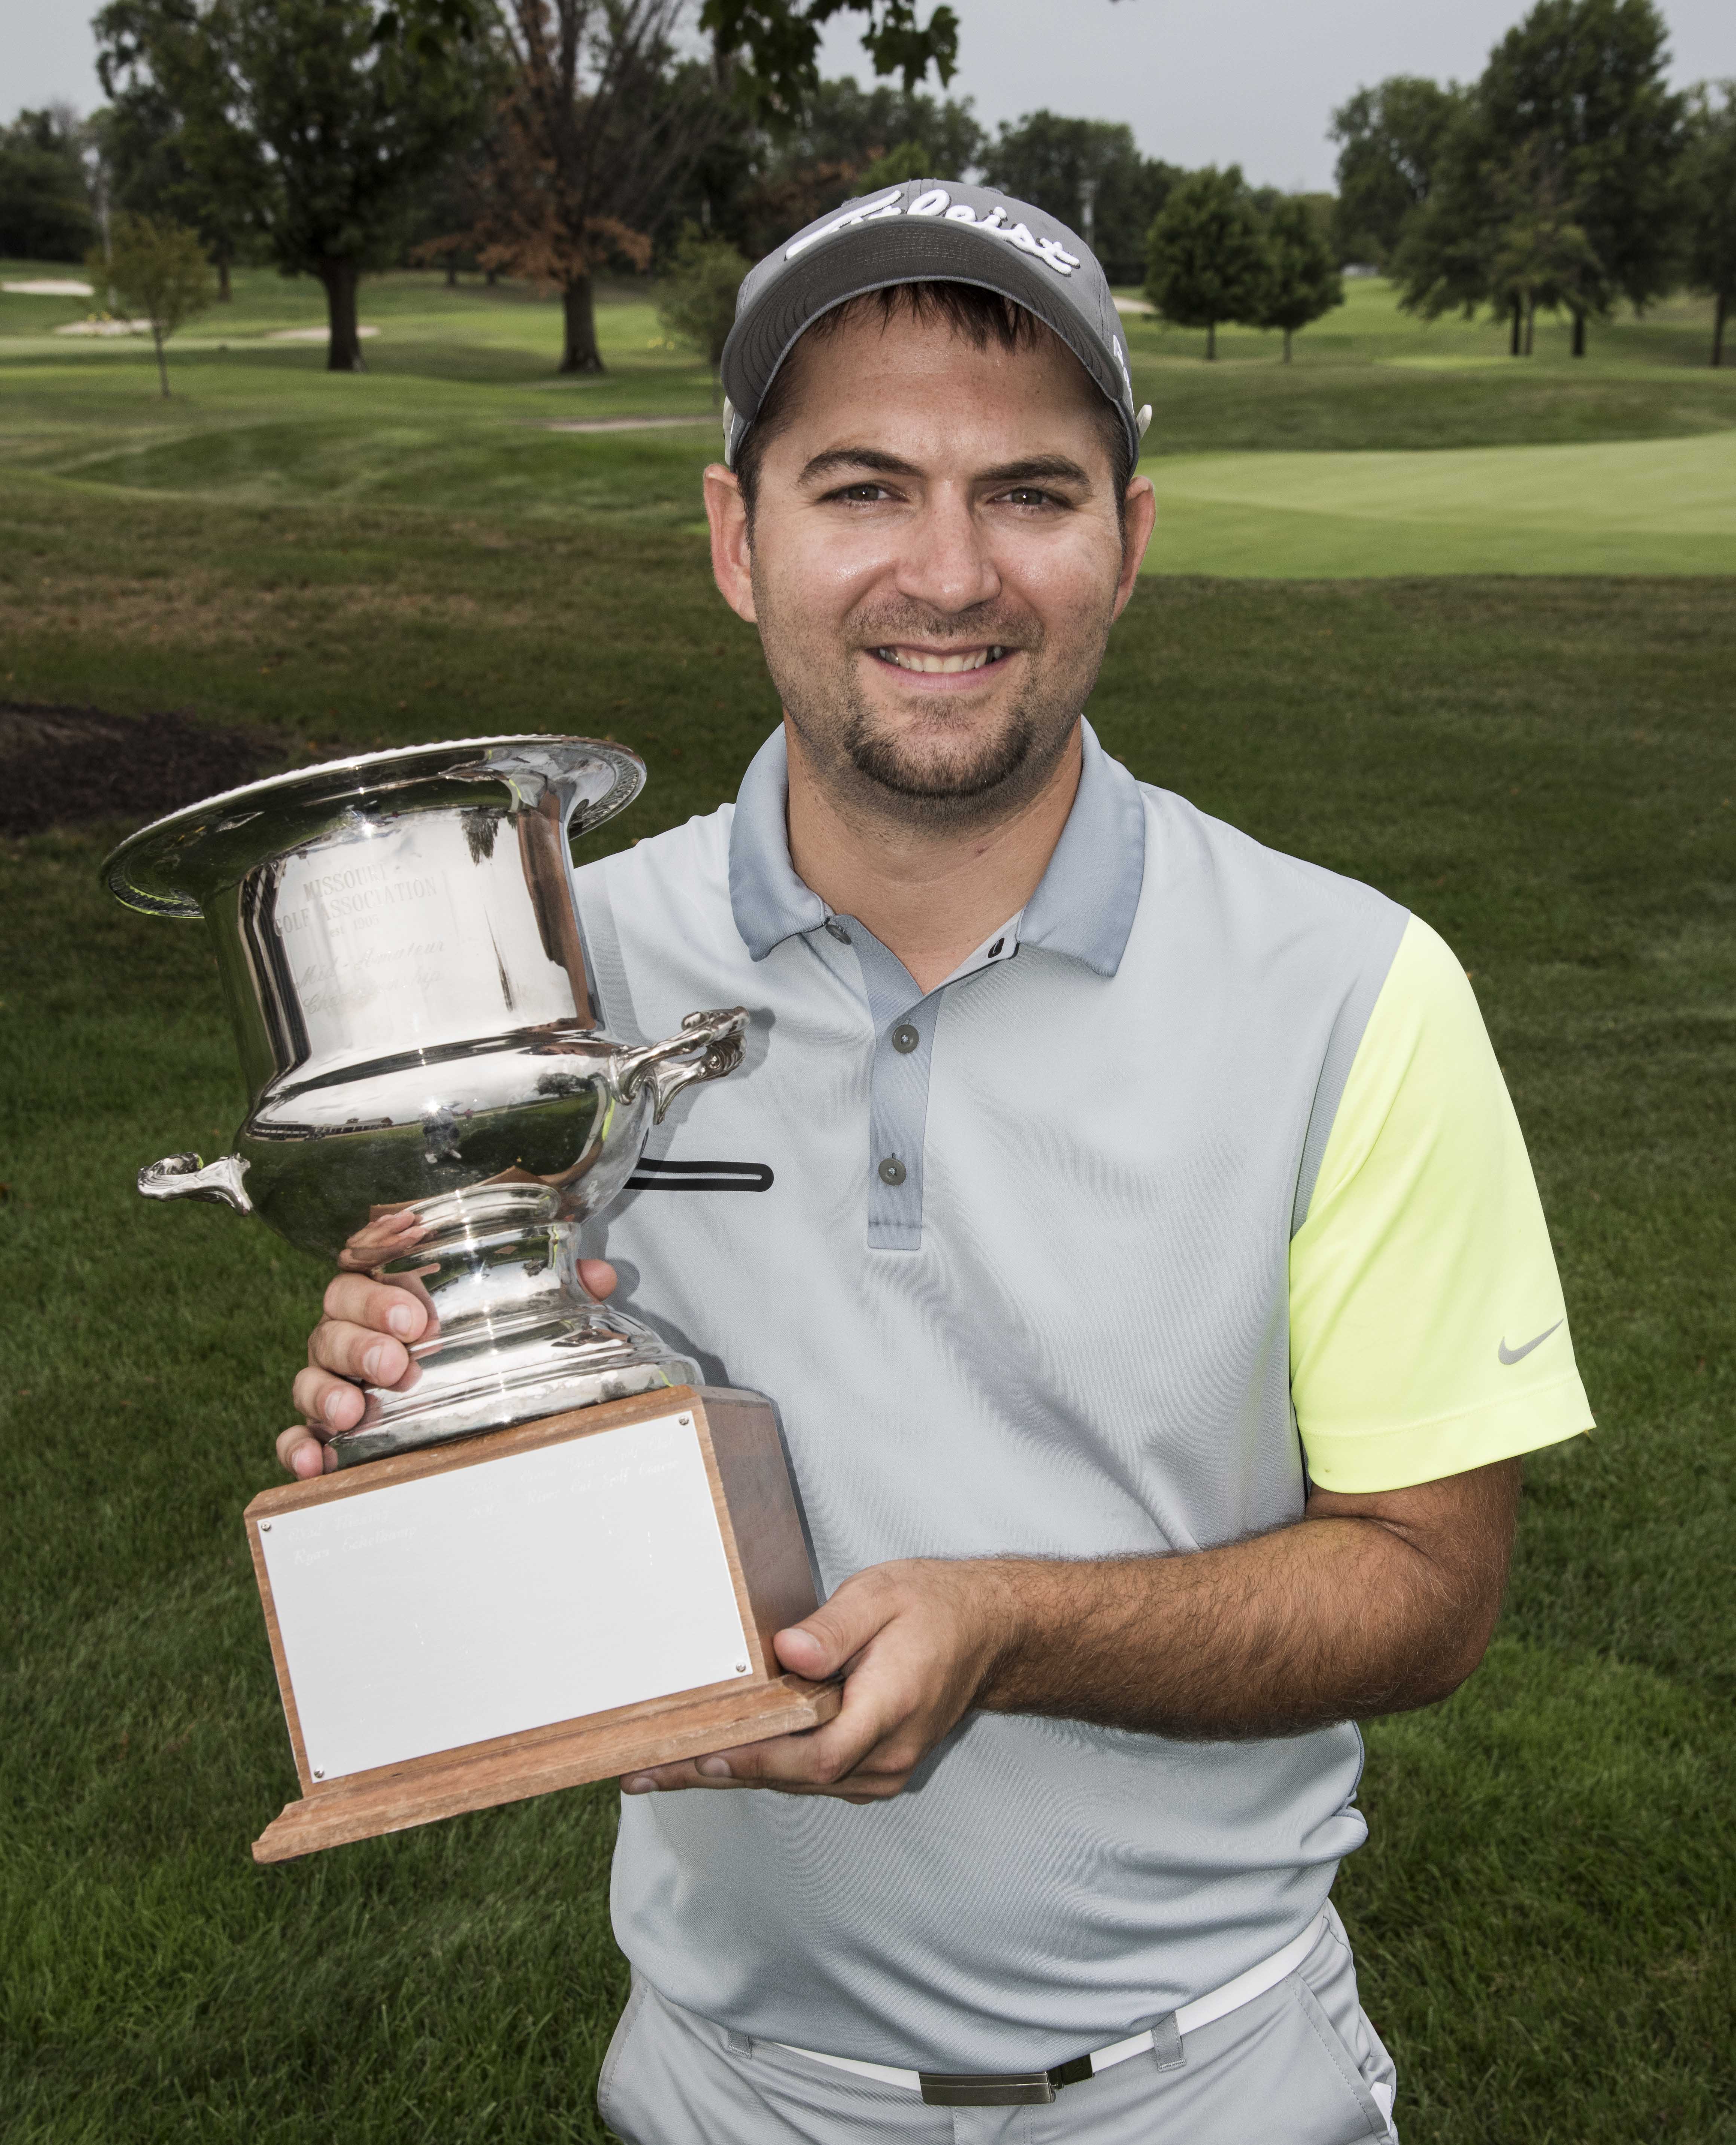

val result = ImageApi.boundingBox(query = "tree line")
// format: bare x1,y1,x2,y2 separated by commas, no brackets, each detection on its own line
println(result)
10,0,972,372
1331,0,1736,366
3,0,1729,376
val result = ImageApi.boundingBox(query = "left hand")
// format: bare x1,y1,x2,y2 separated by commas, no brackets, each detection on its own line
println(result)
620,1559,1020,1804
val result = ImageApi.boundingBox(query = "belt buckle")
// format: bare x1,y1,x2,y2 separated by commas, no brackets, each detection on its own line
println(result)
918,2056,1093,2107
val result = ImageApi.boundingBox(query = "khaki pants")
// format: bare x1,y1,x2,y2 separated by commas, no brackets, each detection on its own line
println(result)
598,1906,1398,2145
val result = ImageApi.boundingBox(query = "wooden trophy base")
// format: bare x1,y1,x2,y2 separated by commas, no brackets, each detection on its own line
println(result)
245,1385,838,1863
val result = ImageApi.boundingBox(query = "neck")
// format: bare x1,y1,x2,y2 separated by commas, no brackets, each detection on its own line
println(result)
783,719,1084,994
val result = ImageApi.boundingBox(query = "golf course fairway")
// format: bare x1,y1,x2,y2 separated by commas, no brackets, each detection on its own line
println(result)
1143,427,1736,578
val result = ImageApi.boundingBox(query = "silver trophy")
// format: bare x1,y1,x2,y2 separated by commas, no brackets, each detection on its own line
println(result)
103,736,748,1466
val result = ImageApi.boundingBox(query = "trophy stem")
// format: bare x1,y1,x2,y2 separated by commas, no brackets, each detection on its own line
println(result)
331,1207,699,1467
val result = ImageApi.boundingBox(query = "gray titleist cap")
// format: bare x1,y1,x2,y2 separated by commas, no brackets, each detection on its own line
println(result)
719,178,1152,470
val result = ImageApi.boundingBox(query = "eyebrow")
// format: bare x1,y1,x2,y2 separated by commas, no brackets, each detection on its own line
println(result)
798,447,1096,491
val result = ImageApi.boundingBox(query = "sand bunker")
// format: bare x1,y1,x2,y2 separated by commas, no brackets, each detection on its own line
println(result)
265,325,381,342
54,316,154,336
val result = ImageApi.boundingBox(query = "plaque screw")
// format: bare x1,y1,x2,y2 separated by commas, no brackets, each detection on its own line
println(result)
259,1521,271,1532
313,1767,325,1779
735,1662,749,1674
679,1414,691,1426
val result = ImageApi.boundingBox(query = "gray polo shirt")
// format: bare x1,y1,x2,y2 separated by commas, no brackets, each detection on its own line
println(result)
572,718,1583,2072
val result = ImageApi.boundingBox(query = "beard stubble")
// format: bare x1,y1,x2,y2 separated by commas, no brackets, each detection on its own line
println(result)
757,591,1111,832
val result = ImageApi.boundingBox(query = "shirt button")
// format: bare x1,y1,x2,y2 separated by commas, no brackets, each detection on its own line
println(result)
877,1155,907,1186
891,1023,920,1053
824,918,852,943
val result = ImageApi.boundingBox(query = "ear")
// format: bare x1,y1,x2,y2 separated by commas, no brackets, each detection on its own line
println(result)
1109,475,1158,624
704,463,757,624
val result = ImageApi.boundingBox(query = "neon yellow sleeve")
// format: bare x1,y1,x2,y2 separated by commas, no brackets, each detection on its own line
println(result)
1289,914,1593,1493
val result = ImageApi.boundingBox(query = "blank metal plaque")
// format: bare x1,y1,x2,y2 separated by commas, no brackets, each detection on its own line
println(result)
256,1410,751,1781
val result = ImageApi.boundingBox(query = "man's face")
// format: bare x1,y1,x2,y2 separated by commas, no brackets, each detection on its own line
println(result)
705,305,1155,828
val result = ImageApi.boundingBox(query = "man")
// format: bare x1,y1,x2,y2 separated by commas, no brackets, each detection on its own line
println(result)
283,182,1592,2142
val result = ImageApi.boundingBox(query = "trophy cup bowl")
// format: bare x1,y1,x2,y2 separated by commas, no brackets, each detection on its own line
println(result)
103,735,750,1465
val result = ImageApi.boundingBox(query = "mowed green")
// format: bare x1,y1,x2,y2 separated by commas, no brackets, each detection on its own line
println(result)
1145,429,1736,578
1,267,1733,2143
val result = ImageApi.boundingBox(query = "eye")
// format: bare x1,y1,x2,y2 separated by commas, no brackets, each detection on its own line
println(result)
823,482,898,505
995,487,1065,509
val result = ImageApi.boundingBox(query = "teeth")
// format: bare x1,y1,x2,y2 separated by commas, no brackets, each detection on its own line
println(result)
877,646,1007,674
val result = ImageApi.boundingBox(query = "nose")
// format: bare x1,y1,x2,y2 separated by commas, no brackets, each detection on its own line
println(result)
892,485,1001,615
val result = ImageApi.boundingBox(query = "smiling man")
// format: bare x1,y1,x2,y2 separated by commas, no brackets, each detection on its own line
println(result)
285,183,1593,2142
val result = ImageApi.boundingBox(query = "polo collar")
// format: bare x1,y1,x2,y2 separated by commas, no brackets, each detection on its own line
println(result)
728,720,1146,978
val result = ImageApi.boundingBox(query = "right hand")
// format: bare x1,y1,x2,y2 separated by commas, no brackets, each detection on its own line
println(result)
278,1226,619,1480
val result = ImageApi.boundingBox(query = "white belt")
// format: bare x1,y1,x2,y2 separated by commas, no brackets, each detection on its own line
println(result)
772,1909,1331,2104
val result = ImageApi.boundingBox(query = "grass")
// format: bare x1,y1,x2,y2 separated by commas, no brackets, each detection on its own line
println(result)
1,265,1733,2141
3,262,1734,574
1145,430,1736,578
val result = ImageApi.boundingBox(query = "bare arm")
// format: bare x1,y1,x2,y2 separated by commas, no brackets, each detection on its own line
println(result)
983,1463,1519,1739
282,1277,1519,1798
624,1460,1520,1800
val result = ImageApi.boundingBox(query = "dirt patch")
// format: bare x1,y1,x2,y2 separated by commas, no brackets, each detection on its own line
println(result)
0,701,284,838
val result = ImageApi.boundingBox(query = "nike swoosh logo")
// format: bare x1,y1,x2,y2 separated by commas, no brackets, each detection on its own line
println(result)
1499,1321,1563,1365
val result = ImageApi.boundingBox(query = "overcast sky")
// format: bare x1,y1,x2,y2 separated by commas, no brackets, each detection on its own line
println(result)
5,0,1730,192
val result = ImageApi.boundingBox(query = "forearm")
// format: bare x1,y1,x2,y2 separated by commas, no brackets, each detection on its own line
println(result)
619,1462,1519,1800
976,1470,1517,1739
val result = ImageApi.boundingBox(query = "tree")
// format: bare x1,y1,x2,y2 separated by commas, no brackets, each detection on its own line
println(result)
404,128,495,285
672,69,978,267
94,3,261,301
1328,76,1464,268
1682,84,1736,367
1143,165,1267,360
1251,195,1344,361
0,107,95,260
1391,88,1612,357
771,71,980,176
461,3,721,375
980,113,1176,284
657,224,749,404
375,4,972,293
1486,137,1607,354
93,1,490,372
853,138,933,188
1478,0,1688,356
1388,92,1516,340
702,0,960,113
88,210,213,395
698,72,979,263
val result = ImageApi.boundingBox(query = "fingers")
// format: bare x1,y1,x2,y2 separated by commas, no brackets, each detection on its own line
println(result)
292,1361,367,1433
322,1272,428,1344
307,1277,429,1399
336,1209,429,1271
620,1731,904,1801
275,1422,335,1480
771,1566,901,1682
619,1712,910,1803
619,1562,1013,1802
774,1611,860,1684
277,1257,614,1487
308,1322,410,1391
621,1645,912,1802
280,1272,430,1480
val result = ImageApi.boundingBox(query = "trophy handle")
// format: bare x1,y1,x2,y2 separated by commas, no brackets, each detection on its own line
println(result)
138,1151,253,1215
616,1008,749,1125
